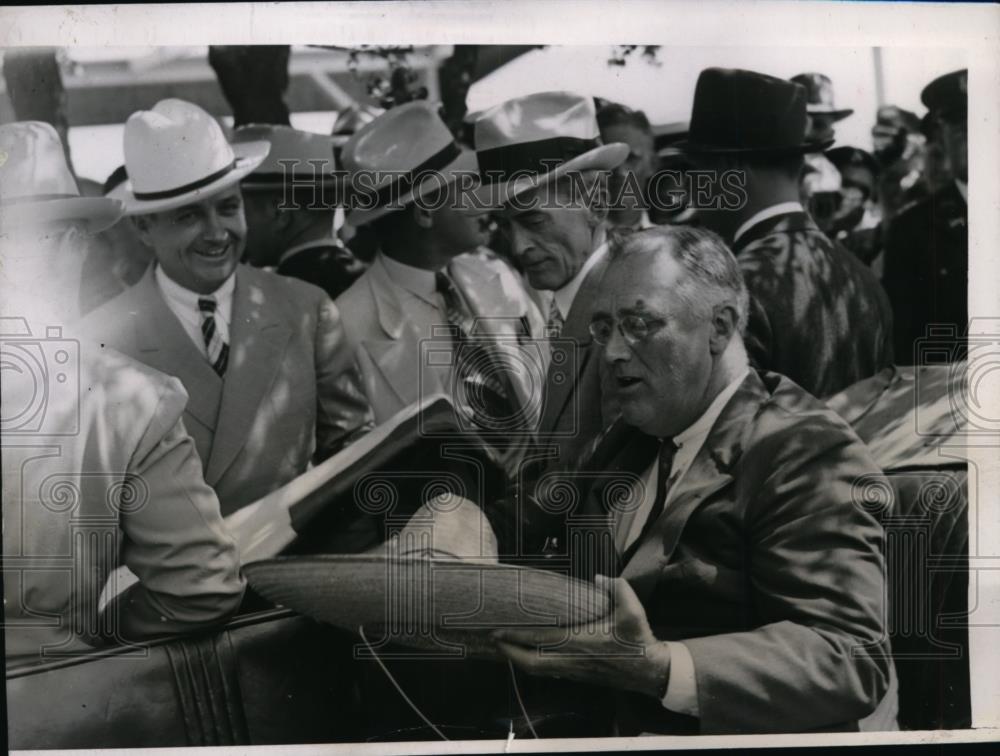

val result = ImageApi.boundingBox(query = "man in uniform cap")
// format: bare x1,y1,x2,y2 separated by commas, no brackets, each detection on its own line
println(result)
826,146,883,267
84,99,373,516
1,121,244,661
234,124,366,300
882,69,968,364
679,67,893,397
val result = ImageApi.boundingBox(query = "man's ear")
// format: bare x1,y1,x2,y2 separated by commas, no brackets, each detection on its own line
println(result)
708,303,739,355
130,215,155,248
411,203,434,230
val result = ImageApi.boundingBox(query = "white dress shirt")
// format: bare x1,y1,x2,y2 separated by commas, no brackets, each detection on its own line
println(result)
154,265,235,360
614,367,750,718
732,201,805,245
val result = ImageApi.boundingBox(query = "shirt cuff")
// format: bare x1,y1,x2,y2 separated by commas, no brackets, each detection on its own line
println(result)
661,641,699,716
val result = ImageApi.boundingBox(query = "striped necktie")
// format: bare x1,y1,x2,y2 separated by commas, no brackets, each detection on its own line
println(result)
546,296,565,338
198,296,229,377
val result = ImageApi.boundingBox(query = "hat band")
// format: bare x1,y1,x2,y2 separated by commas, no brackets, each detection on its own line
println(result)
133,160,236,201
363,141,462,210
477,136,600,183
0,193,78,207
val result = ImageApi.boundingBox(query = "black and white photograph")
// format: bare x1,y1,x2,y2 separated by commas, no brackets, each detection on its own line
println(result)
1,1,998,752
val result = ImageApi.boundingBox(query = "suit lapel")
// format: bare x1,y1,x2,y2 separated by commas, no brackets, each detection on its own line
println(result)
360,257,446,409
204,267,291,485
539,254,608,434
129,268,223,432
450,256,545,428
621,373,767,603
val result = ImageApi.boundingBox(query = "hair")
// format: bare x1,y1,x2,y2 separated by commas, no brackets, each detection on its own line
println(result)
595,99,652,136
609,225,750,334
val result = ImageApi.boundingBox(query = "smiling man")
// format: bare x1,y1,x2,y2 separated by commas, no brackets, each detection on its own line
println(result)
493,225,896,735
84,99,373,515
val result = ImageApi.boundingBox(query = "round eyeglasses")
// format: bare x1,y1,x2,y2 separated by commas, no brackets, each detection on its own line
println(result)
588,315,664,346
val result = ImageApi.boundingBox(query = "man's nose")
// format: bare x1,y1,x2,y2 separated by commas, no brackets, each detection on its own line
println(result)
508,224,533,257
202,210,229,241
601,323,631,364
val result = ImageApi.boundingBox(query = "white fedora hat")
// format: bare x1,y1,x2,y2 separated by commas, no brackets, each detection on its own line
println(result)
110,99,269,216
244,497,611,658
234,123,342,193
474,91,629,206
340,100,479,226
0,121,123,234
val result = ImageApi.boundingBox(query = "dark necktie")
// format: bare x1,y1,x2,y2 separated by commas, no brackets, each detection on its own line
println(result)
198,296,229,377
435,270,519,432
621,438,679,565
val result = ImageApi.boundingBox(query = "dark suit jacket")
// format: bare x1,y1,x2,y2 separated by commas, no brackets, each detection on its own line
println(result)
533,247,619,473
882,183,967,364
83,264,373,515
734,211,894,398
277,239,366,301
509,371,891,734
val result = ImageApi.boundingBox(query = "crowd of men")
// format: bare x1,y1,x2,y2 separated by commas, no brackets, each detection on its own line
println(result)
0,63,968,736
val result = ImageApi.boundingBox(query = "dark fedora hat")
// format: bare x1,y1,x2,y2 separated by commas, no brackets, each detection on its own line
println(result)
678,67,833,155
791,73,854,122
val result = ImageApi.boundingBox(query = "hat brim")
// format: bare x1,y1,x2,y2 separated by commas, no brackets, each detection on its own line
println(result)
111,140,270,216
345,149,483,227
485,142,630,207
244,554,611,659
0,196,124,234
675,137,835,156
806,106,854,122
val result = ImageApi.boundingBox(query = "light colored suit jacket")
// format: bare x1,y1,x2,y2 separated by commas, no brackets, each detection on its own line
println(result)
83,264,373,516
335,250,546,427
2,337,244,661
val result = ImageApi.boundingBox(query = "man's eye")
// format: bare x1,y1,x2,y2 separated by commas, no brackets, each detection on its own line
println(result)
219,202,242,215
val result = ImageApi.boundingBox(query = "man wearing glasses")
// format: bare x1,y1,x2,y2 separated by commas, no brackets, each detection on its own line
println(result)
491,225,896,735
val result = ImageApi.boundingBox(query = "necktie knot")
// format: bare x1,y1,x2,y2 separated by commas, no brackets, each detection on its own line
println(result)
546,297,565,338
198,296,217,314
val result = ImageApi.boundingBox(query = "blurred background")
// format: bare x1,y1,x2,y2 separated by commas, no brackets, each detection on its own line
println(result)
0,44,966,185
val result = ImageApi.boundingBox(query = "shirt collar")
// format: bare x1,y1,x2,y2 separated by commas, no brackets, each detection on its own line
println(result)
552,241,609,321
672,367,750,449
154,263,236,309
378,251,439,305
733,201,804,245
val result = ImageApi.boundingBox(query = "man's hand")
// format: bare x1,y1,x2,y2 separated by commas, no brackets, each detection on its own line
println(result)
493,575,672,699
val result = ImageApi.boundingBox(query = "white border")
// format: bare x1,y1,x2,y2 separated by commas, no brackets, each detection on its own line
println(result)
2,1,999,752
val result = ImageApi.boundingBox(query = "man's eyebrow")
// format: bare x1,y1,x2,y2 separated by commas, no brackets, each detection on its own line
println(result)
590,309,612,321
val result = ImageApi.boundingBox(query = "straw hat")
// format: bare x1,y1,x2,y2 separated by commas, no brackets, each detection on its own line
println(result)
244,498,611,658
340,100,479,226
0,121,123,233
233,123,340,191
473,91,629,204
109,99,269,215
